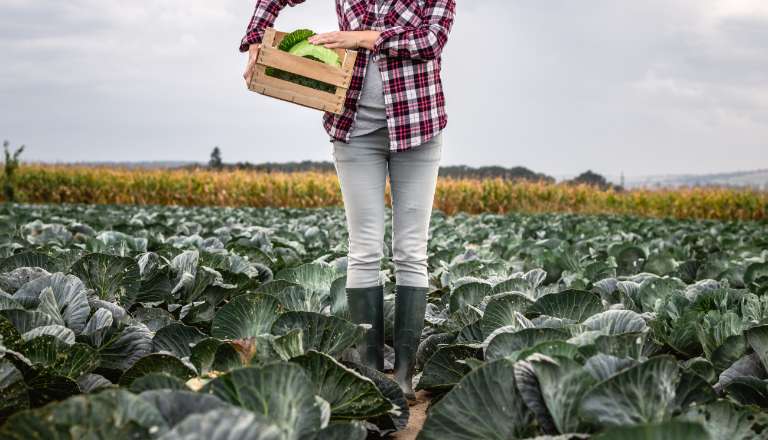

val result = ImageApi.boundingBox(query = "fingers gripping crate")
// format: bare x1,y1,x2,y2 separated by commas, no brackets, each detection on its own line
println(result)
248,28,358,115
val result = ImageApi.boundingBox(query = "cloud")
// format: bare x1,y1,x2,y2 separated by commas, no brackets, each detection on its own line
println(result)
629,0,768,130
708,0,768,19
0,0,766,176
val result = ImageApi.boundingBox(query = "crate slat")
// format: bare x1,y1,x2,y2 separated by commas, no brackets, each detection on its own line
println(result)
263,28,279,47
251,66,346,103
253,83,344,114
336,48,358,103
257,47,351,88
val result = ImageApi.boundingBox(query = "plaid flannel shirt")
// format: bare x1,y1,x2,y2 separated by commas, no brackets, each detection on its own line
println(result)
240,0,456,152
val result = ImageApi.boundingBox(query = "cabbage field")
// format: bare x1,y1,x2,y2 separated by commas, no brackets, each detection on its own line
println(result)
0,203,767,439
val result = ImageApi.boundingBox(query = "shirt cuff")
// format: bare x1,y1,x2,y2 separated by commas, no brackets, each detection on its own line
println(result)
372,27,407,54
239,30,265,52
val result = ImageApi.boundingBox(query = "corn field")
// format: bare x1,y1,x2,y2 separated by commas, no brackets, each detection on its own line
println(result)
2,164,766,220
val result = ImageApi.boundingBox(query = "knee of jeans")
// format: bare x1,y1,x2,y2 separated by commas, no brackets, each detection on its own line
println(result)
347,249,383,269
392,252,428,269
392,235,428,262
392,242,428,279
394,202,433,217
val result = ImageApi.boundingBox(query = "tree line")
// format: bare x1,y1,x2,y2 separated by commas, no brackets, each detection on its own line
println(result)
206,147,623,190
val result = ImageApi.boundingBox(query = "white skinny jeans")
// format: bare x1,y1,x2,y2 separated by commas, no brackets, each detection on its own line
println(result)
332,127,443,288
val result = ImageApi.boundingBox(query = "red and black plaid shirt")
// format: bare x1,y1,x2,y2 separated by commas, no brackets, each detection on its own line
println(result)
240,0,456,152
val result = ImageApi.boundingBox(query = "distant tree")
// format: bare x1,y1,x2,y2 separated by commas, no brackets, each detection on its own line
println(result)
438,165,554,182
209,147,223,169
3,140,25,202
571,170,609,187
568,170,623,191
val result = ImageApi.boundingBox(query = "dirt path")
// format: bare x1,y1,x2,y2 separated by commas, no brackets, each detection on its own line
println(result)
390,391,430,440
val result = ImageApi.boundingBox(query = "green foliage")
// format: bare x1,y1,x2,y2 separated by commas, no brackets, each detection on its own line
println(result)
0,205,765,438
3,141,24,203
277,29,316,51
208,147,222,170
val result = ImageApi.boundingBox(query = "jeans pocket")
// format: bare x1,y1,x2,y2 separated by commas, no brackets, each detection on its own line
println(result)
422,134,443,161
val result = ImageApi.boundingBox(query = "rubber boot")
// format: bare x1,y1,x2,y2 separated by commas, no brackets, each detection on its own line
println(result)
393,285,428,400
346,284,385,371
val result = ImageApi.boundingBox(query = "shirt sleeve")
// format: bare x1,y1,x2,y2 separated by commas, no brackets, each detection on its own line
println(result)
239,0,307,52
372,0,456,61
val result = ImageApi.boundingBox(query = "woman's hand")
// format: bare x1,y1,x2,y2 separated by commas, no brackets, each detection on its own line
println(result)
308,31,381,50
243,43,261,86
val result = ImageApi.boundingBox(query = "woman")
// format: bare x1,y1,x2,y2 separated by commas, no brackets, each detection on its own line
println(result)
241,0,456,399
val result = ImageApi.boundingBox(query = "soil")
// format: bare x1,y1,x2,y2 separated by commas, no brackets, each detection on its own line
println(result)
389,391,430,440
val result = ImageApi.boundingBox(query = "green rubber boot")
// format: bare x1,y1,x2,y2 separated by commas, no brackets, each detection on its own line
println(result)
346,284,385,371
393,285,428,400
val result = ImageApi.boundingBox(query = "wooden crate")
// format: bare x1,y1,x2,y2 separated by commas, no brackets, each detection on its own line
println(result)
247,28,358,115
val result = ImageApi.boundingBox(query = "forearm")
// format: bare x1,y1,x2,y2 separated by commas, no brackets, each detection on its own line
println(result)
307,30,380,51
355,31,382,51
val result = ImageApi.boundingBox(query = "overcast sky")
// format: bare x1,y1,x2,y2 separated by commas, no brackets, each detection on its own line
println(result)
1,0,766,177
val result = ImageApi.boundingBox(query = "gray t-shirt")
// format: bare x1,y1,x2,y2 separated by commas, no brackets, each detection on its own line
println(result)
350,0,388,138
350,55,388,137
